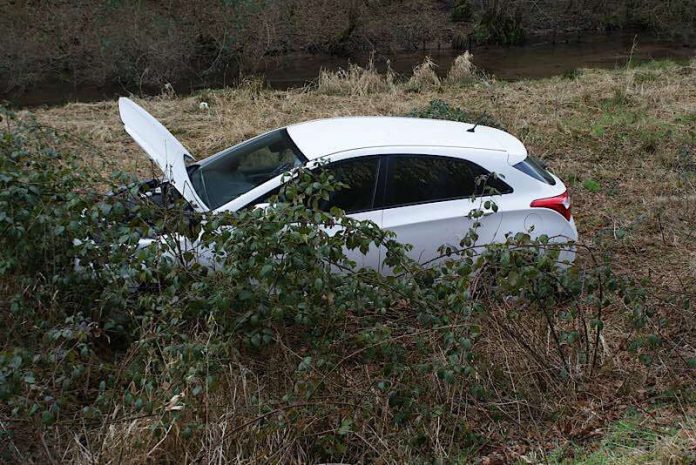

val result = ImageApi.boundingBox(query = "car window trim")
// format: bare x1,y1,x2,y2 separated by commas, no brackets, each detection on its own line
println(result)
242,153,512,213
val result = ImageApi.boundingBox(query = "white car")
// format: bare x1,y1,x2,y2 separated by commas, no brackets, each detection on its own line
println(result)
119,97,577,269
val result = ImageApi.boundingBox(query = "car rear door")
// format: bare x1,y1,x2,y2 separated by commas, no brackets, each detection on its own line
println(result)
380,150,509,268
240,154,385,270
316,156,384,270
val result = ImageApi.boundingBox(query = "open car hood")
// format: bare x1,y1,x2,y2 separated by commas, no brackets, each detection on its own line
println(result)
118,97,208,212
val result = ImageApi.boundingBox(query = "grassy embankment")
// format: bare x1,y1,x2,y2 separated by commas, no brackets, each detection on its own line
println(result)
7,55,696,463
36,56,696,282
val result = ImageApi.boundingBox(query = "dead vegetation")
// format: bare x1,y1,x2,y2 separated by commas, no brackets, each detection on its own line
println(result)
316,56,396,96
445,50,478,84
5,55,696,464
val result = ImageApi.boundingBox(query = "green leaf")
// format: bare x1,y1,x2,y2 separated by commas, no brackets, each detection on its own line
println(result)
298,356,312,371
41,410,56,426
338,418,353,436
260,263,273,276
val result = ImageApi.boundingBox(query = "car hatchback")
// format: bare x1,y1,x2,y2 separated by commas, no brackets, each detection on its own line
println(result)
119,97,577,268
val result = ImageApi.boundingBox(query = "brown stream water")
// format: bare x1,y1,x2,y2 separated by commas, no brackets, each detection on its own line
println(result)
5,32,694,108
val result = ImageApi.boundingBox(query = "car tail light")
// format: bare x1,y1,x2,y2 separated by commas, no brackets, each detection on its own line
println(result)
530,190,572,221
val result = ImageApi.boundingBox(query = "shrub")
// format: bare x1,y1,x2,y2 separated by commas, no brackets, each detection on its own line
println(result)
406,99,504,130
0,107,658,463
473,7,526,46
451,0,473,22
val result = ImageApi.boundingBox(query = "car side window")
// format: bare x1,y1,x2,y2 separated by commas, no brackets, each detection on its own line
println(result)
246,157,380,214
319,157,380,214
385,155,511,208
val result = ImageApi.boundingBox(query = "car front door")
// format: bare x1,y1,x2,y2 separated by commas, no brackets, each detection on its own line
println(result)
380,152,510,268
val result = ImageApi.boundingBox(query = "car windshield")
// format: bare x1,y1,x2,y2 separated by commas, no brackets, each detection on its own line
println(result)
188,129,305,210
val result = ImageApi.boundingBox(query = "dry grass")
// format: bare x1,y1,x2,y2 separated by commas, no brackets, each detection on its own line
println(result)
31,57,696,263
28,56,696,303
405,56,441,91
445,50,477,84
316,57,396,96
15,56,696,464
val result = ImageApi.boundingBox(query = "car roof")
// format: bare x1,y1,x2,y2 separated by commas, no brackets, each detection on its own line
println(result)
286,117,527,160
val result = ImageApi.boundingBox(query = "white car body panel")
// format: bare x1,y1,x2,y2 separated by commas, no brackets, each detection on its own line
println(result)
286,117,528,163
323,210,383,270
381,198,503,267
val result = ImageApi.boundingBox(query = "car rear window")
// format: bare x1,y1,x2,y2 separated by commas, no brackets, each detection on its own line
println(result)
513,156,557,185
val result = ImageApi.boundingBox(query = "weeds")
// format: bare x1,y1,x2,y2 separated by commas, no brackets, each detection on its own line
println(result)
405,57,441,92
562,68,584,80
316,58,395,96
406,99,504,130
2,58,695,463
445,51,477,85
538,410,696,464
0,104,667,463
317,53,483,95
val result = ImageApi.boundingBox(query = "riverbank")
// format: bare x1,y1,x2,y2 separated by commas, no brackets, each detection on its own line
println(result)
7,31,695,108
5,58,696,463
3,0,696,107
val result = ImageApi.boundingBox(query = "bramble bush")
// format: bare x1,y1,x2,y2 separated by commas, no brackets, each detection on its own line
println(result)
407,99,503,130
0,107,659,463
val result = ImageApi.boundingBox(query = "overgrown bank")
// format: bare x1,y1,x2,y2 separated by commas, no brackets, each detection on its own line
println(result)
2,0,696,95
1,58,696,463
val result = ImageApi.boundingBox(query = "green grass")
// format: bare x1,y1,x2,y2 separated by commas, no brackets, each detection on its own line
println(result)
539,412,695,464
582,179,601,193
